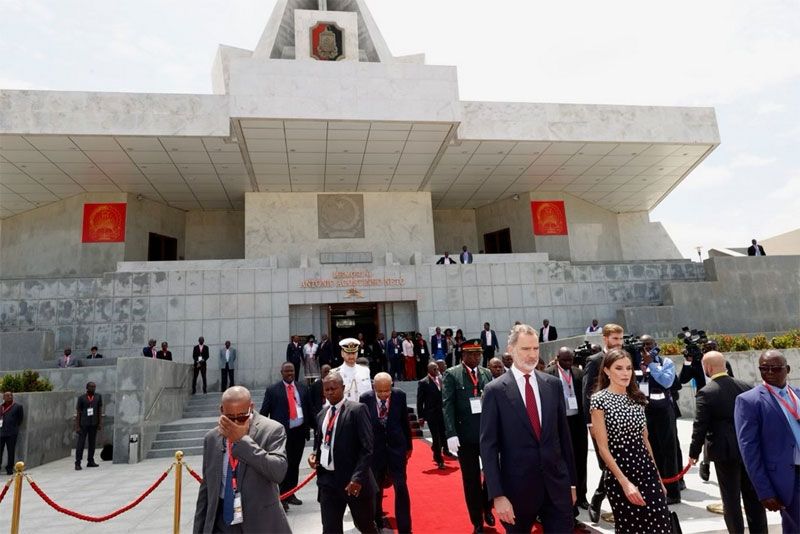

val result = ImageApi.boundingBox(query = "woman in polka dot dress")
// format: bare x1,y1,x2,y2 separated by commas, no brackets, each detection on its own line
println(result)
590,348,671,533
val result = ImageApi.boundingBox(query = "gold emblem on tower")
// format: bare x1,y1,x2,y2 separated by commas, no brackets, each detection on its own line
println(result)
311,22,344,61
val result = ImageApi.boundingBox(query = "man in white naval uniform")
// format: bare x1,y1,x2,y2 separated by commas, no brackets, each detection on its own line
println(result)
334,338,372,402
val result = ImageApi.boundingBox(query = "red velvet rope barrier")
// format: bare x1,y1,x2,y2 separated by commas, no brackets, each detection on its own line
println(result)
662,462,692,484
181,460,316,501
25,467,171,522
0,478,12,504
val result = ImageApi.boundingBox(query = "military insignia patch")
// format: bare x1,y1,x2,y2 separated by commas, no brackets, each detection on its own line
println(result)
311,22,344,61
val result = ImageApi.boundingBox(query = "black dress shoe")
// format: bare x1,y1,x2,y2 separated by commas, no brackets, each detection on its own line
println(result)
86,462,99,468
588,494,603,523
666,496,681,505
484,511,495,527
437,461,446,469
576,499,590,510
472,526,483,534
287,495,302,505
282,502,289,512
75,464,82,471
699,461,710,481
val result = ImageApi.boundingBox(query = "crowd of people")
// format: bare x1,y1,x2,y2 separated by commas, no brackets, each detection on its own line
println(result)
184,320,800,534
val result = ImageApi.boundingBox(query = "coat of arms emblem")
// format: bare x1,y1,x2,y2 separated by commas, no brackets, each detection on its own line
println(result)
311,22,344,61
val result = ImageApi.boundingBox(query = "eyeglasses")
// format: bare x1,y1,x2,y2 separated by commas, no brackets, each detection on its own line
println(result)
758,365,787,373
224,410,252,423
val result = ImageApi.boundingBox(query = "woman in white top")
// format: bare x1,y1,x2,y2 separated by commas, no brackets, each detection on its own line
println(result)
402,333,416,380
303,335,320,378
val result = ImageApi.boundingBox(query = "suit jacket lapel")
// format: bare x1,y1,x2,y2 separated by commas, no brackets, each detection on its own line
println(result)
207,431,224,500
535,370,550,437
237,415,260,485
503,372,535,439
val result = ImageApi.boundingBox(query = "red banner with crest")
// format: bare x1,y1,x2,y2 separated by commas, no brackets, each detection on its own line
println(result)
531,201,568,235
82,203,127,243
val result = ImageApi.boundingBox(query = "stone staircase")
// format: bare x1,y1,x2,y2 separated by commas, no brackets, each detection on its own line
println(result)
147,392,222,459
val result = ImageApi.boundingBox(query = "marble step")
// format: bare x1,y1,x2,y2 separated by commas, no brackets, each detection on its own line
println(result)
150,437,206,450
154,428,209,441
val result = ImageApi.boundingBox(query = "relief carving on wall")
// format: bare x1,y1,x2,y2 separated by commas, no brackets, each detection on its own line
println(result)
317,194,365,239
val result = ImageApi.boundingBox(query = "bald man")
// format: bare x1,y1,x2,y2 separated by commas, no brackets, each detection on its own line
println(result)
689,352,766,534
194,386,290,534
360,373,413,532
736,350,800,534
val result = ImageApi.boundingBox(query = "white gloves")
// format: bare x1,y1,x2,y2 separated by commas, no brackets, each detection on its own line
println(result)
447,436,461,453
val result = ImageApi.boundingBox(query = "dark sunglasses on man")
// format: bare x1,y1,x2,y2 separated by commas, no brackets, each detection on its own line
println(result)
224,410,252,424
758,365,787,373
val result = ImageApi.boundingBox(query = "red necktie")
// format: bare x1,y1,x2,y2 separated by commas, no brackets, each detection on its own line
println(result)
524,374,542,440
287,383,297,419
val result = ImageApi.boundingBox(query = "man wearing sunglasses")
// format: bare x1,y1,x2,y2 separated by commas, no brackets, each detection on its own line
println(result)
735,350,800,534
193,386,290,534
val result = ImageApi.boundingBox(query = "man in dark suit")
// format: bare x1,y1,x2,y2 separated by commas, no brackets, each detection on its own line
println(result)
309,364,331,424
142,339,157,358
414,333,430,380
193,386,290,534
219,340,236,391
86,346,103,359
436,252,456,264
431,327,448,362
539,319,558,342
460,245,474,264
481,324,577,533
387,331,405,381
418,361,448,468
74,381,102,470
747,238,766,256
0,392,23,475
582,323,624,523
443,339,494,532
480,322,499,367
371,332,387,377
156,341,173,361
736,350,800,534
360,373,413,532
308,371,377,534
689,351,766,534
285,336,303,378
317,334,334,369
260,362,312,511
545,347,589,512
192,337,210,394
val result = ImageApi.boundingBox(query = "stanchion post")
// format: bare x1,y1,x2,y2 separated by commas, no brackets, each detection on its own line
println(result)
10,461,24,534
174,451,183,534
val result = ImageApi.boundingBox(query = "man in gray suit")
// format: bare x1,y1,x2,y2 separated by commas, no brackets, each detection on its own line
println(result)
193,386,291,534
219,341,237,392
57,347,78,368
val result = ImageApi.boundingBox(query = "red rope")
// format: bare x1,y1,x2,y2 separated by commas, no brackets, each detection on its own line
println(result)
279,471,317,501
181,460,316,501
0,478,11,504
662,462,692,484
26,468,171,522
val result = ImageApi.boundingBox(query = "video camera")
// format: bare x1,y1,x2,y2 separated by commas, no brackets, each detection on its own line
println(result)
573,341,595,368
677,326,707,360
622,334,643,356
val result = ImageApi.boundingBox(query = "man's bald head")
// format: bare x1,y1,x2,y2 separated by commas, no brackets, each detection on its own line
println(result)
222,386,251,404
373,372,393,400
701,351,726,376
220,386,253,421
324,371,344,386
374,372,392,386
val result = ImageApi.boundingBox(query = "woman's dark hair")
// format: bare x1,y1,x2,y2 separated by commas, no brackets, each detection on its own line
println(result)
444,328,453,337
595,348,647,405
455,328,464,339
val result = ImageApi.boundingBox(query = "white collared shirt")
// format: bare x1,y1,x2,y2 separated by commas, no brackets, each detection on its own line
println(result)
402,339,414,357
542,326,551,341
485,330,493,346
510,364,542,423
225,348,230,362
319,399,345,470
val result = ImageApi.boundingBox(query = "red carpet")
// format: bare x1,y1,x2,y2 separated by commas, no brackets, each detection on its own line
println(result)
379,442,570,533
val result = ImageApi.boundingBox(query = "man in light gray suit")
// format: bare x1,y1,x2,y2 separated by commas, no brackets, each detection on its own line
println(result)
219,341,237,392
193,386,291,534
57,347,78,368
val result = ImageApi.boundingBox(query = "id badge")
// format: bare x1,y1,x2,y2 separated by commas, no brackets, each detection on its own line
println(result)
470,397,482,414
639,382,649,396
567,395,578,410
437,342,442,350
0,419,3,429
421,349,425,355
231,491,244,525
86,407,94,417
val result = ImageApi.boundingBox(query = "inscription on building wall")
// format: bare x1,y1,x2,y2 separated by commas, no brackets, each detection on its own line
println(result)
318,194,365,239
300,270,406,289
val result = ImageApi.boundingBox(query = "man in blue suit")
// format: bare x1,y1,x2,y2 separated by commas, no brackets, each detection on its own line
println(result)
360,373,413,533
735,349,800,533
480,324,576,533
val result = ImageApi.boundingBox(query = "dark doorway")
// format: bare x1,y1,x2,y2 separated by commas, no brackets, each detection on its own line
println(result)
328,303,379,347
483,228,512,254
148,233,178,261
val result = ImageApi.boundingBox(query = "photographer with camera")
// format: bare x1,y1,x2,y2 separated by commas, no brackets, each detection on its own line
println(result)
637,335,682,505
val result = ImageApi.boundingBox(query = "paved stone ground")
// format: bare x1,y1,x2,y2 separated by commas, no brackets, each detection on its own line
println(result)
0,419,784,533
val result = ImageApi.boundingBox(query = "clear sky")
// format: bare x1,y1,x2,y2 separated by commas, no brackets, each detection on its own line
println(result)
1,0,797,259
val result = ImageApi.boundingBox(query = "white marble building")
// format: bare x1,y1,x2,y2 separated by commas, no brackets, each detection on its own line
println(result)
0,0,720,384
